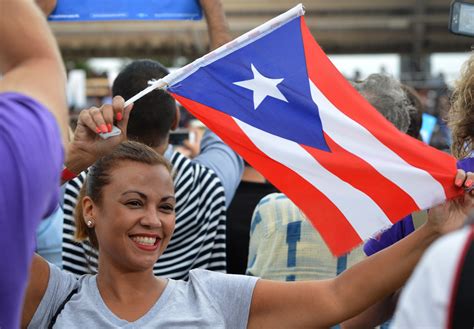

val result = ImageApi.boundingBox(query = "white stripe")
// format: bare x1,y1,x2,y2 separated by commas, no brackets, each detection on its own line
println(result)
234,118,392,240
309,81,446,209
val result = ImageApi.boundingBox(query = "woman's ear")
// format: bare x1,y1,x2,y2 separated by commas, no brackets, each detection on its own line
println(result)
82,196,96,223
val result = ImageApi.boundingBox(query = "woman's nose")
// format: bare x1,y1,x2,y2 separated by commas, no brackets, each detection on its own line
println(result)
140,208,162,228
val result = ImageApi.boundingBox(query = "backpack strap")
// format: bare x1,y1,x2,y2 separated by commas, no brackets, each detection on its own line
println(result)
48,287,78,329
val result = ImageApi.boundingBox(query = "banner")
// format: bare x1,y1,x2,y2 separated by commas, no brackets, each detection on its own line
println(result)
49,0,202,21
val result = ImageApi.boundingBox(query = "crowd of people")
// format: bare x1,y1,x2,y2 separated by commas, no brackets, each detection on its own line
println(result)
1,0,474,328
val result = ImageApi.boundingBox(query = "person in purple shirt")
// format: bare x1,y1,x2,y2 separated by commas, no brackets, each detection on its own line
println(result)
0,0,68,328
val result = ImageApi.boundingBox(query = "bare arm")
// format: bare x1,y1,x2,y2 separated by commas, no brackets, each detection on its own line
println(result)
0,0,68,145
340,291,399,329
248,223,438,329
248,172,474,329
21,254,50,329
200,0,231,50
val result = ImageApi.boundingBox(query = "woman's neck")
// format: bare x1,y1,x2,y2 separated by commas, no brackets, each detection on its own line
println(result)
98,267,161,298
96,263,167,321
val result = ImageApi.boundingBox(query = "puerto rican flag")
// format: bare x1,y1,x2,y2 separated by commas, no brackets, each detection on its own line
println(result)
161,5,461,255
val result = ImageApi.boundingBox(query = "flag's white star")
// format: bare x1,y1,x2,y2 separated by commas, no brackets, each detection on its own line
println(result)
233,64,288,110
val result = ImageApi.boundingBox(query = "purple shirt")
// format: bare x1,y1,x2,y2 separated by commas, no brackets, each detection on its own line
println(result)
0,93,63,329
364,157,474,256
364,215,415,256
457,157,474,173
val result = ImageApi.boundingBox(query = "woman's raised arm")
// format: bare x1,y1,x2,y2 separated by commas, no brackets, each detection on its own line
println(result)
248,171,473,329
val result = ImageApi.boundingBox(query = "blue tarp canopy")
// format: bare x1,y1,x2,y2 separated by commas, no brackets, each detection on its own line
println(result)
49,0,202,21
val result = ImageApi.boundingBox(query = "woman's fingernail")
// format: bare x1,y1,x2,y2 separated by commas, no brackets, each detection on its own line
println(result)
455,179,463,186
116,112,123,121
465,180,473,188
96,127,101,134
107,123,112,132
100,124,108,133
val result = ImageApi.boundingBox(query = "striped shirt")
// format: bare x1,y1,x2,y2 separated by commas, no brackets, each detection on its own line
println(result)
62,151,227,279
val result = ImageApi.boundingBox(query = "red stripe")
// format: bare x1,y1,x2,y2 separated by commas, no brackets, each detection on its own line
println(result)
446,226,474,329
302,134,419,223
299,17,461,201
172,93,361,255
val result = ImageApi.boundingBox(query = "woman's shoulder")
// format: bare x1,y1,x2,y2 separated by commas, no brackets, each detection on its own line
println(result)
28,264,95,328
51,262,93,280
185,269,258,292
48,263,98,297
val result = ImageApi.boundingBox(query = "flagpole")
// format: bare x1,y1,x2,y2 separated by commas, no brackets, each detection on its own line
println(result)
124,79,168,107
123,3,305,108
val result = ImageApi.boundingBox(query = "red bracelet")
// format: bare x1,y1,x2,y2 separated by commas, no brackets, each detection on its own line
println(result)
61,167,77,182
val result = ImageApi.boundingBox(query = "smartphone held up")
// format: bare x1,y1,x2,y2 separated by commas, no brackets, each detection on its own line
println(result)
169,129,196,146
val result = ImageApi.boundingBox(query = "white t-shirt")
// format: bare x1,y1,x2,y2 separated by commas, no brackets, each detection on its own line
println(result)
392,226,472,328
29,264,258,328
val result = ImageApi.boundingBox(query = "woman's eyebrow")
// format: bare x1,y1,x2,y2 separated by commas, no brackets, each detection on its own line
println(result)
122,192,175,202
122,190,147,199
161,196,176,202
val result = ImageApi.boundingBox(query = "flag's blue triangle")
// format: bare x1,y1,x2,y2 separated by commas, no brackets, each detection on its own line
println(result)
169,17,329,152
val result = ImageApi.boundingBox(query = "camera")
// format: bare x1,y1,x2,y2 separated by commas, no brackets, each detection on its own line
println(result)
449,1,474,37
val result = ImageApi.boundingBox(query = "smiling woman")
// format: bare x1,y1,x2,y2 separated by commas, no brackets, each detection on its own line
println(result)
75,141,175,273
74,142,172,244
21,141,259,328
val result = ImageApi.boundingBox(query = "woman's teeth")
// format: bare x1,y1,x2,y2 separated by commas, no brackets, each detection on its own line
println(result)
131,236,156,245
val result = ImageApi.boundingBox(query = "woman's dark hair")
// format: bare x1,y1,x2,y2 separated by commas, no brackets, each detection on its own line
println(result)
75,141,172,249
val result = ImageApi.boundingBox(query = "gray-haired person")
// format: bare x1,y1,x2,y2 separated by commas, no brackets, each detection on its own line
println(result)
352,74,413,134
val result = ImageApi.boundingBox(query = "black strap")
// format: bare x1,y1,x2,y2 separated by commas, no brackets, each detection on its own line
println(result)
48,288,78,329
449,227,474,329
